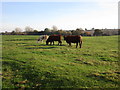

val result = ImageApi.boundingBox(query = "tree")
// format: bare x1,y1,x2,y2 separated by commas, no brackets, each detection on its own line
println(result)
52,25,58,31
75,28,84,35
14,27,22,35
15,27,22,33
57,30,63,35
76,28,83,30
85,28,87,31
93,29,103,36
44,28,51,35
11,31,16,35
25,26,33,32
66,31,72,35
91,28,95,30
33,30,38,33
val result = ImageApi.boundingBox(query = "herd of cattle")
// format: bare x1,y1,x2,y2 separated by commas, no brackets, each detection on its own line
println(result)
37,35,82,48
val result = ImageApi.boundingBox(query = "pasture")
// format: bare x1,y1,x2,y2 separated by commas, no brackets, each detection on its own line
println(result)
2,35,119,89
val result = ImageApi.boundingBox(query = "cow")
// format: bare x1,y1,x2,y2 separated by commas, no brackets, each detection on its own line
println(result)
37,35,49,43
46,35,62,46
64,35,82,48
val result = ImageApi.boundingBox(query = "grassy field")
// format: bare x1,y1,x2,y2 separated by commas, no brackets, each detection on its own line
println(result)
2,35,119,89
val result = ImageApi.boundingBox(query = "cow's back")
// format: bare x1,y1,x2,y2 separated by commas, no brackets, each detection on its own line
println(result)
64,35,82,48
64,35,81,43
48,35,62,41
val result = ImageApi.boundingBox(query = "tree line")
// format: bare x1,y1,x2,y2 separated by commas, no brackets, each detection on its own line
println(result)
1,26,120,36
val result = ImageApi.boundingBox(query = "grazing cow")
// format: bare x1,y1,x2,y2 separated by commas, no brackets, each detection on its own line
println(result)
46,35,62,45
64,35,82,48
37,35,49,43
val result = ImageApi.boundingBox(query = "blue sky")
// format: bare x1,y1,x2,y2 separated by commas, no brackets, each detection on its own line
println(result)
1,0,118,32
2,2,99,24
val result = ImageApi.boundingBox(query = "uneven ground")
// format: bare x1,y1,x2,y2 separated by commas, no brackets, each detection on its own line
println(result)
2,35,119,89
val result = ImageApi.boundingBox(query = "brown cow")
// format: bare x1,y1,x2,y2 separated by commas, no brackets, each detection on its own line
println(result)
64,35,82,48
46,35,62,45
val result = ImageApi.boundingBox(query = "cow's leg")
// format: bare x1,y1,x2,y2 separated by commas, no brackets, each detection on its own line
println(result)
59,41,62,46
50,42,52,45
60,42,62,46
53,41,54,45
76,43,78,48
79,41,82,48
37,38,40,43
69,43,71,47
46,41,48,45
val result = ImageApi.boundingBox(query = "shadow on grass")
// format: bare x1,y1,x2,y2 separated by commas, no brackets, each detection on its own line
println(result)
2,60,77,89
6,39,36,41
16,42,26,44
86,72,119,85
2,60,39,88
25,46,57,49
24,44,65,49
2,57,26,64
23,44,46,47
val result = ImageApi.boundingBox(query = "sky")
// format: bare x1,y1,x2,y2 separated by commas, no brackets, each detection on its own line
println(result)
1,0,119,32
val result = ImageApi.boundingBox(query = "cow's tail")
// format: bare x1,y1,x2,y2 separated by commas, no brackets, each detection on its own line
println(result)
80,36,82,48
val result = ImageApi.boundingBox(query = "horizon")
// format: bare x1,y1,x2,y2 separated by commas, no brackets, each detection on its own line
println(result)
1,0,119,32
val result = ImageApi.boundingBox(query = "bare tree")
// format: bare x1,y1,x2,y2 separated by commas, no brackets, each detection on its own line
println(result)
25,26,33,32
52,25,58,31
15,27,22,33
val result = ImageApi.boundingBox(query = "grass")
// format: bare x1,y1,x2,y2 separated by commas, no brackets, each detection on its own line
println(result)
2,35,119,89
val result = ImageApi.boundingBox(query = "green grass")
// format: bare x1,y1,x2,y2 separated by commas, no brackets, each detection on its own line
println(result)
2,35,119,89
